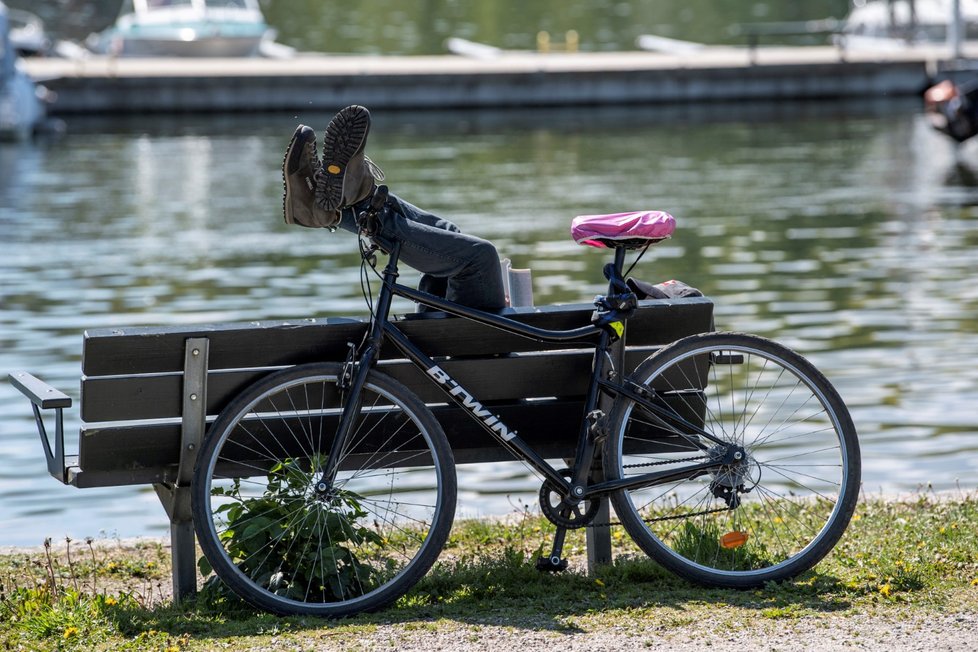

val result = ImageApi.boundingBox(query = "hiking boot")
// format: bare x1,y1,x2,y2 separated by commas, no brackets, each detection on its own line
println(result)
316,105,385,212
282,124,341,229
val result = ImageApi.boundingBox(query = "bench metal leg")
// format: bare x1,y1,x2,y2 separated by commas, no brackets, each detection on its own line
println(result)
170,508,197,602
586,466,613,573
155,484,197,603
154,337,210,604
585,322,627,574
586,513,613,572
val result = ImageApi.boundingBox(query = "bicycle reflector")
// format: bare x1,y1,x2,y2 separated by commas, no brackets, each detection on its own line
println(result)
720,531,749,549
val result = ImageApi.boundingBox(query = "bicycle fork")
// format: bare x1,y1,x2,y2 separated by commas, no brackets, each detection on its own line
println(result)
314,341,378,494
315,234,400,494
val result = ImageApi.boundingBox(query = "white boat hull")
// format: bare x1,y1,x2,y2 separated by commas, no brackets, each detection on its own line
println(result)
101,33,265,57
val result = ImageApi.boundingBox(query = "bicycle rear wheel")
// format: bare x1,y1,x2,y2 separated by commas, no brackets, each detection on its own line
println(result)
192,362,456,616
605,332,859,588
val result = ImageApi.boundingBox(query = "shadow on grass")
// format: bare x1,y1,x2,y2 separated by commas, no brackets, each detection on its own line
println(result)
100,550,857,642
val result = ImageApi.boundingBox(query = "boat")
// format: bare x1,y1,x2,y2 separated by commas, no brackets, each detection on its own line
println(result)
0,2,50,140
838,0,978,49
87,0,274,57
6,6,49,57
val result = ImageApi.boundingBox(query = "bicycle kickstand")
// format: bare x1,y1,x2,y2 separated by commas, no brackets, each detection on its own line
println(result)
536,527,570,572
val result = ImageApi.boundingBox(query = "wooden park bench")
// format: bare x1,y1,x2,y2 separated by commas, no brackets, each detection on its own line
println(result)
8,297,714,603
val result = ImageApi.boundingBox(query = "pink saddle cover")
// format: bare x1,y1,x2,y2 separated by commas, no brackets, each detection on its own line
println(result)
571,211,676,248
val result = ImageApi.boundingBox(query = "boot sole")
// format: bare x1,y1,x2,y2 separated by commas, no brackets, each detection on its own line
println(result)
283,124,316,224
318,105,371,211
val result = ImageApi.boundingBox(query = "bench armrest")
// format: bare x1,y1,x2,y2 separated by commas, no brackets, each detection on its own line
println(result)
7,371,71,484
8,371,72,409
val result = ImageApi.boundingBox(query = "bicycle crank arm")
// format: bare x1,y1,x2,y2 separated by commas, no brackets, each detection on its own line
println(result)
536,526,570,572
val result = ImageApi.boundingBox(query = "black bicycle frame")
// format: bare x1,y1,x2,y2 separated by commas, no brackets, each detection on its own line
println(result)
320,240,726,500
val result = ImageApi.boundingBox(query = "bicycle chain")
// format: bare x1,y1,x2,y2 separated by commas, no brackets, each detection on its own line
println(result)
621,454,708,471
582,454,731,529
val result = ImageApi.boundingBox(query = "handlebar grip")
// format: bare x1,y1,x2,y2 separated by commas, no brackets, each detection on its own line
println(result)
370,184,389,212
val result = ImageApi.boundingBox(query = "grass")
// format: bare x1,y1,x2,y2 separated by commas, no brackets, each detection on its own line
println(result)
2,492,978,650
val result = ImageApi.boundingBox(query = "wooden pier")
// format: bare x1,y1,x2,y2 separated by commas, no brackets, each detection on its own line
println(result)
22,44,972,114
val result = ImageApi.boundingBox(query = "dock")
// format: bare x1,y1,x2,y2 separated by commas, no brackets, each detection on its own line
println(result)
22,44,972,114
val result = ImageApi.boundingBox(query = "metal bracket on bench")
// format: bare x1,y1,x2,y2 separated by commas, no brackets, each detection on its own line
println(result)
8,371,72,485
152,337,209,603
177,337,209,490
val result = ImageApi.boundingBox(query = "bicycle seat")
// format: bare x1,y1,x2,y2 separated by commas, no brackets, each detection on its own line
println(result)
571,211,676,249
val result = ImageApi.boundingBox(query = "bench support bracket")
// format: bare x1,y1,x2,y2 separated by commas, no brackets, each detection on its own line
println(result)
8,371,72,484
153,337,209,604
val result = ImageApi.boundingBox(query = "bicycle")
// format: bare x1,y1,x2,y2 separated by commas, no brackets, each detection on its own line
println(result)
191,187,861,616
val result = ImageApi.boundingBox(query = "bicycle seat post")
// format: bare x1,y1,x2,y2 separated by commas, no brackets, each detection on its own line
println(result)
610,245,627,290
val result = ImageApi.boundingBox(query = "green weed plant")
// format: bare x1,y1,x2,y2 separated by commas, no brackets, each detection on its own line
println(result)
198,458,382,604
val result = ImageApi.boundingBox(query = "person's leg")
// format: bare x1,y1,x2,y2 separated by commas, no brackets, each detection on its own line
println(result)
383,196,461,303
313,105,505,311
363,195,505,311
338,193,505,311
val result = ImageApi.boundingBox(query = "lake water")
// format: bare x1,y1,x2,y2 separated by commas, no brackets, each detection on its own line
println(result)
2,99,978,546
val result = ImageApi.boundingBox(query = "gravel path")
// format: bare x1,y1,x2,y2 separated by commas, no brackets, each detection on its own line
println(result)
252,609,977,651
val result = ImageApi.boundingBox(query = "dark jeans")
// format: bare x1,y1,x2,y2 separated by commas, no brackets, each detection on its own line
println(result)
339,193,506,312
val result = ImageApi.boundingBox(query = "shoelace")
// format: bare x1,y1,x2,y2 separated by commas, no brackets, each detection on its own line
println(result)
304,140,319,173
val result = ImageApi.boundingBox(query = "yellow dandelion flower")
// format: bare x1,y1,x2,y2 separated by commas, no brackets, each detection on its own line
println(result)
63,627,80,639
879,583,892,598
851,513,861,521
971,578,978,587
105,596,118,606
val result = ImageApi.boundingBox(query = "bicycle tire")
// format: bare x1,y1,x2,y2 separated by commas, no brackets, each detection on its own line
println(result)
192,362,456,617
605,332,860,588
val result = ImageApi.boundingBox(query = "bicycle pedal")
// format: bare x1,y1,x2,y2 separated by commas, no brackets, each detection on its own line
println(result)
535,556,569,573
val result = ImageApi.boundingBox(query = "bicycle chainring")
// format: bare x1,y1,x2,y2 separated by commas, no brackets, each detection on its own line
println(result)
539,470,600,529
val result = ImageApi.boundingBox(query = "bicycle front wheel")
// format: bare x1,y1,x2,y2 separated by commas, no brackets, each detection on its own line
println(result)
605,333,859,588
192,362,456,617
